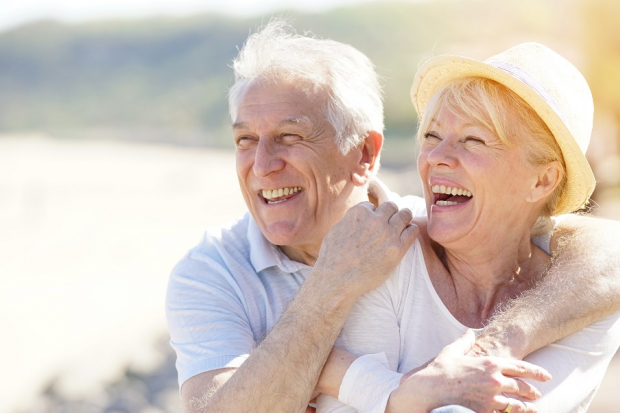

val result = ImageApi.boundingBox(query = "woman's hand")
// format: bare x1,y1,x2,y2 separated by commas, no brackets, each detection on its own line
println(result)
387,330,551,413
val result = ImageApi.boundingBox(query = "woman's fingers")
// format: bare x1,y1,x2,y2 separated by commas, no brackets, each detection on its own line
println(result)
500,360,552,382
494,396,538,413
499,377,541,400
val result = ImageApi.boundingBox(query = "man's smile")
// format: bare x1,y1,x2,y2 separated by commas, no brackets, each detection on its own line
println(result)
261,186,303,204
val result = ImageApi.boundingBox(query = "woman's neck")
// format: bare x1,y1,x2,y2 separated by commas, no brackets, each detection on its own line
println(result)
430,230,551,328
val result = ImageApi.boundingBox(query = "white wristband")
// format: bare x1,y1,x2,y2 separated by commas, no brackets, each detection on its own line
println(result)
338,352,403,413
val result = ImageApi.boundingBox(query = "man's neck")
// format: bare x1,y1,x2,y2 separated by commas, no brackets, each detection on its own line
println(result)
279,244,319,266
277,186,375,267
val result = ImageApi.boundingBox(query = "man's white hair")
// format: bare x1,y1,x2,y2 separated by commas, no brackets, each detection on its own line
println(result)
228,19,384,154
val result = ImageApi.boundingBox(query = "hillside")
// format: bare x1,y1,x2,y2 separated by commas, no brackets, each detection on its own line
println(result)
0,0,618,167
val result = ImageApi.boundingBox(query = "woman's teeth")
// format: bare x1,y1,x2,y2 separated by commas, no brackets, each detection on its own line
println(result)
432,185,472,197
436,200,459,206
262,186,302,199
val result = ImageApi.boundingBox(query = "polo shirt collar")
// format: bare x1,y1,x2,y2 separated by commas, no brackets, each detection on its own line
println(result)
247,178,391,274
248,216,311,273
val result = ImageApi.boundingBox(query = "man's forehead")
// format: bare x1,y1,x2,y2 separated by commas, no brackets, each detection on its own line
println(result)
232,82,328,129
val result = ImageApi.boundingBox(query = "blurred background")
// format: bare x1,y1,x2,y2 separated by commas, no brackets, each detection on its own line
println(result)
1,0,619,412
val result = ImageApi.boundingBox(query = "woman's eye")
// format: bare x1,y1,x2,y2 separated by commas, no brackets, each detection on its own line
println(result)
424,133,441,143
464,136,485,145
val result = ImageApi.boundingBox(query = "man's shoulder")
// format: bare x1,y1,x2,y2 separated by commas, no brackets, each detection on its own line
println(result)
201,213,253,256
172,213,254,277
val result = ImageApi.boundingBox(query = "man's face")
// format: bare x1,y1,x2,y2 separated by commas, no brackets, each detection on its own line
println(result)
233,81,363,262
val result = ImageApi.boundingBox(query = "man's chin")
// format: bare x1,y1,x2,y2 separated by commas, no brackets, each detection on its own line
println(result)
261,223,303,246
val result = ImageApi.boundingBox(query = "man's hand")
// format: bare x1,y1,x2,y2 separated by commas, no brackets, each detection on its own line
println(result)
387,331,551,413
314,201,419,298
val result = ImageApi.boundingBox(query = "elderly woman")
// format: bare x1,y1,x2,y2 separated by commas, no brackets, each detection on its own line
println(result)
314,43,620,413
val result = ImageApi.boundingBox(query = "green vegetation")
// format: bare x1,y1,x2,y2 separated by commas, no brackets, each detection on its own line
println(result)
0,0,617,167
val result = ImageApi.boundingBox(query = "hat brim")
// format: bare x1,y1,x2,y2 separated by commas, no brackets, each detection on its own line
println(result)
411,55,595,215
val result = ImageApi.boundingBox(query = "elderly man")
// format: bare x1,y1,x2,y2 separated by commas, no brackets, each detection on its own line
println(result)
167,20,620,413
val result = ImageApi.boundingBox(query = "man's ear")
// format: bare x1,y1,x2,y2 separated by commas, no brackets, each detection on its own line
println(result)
352,131,383,186
526,161,563,204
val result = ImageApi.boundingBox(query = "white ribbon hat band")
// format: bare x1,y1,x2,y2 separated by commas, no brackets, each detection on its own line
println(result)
487,60,569,127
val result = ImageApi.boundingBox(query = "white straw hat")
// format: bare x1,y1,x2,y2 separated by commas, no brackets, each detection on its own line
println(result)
411,42,595,215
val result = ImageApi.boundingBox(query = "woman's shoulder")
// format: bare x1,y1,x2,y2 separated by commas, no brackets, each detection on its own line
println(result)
409,217,438,264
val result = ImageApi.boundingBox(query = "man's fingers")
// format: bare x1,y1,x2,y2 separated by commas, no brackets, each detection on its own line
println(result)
501,360,552,382
388,206,413,226
356,201,377,211
400,222,419,245
376,200,398,217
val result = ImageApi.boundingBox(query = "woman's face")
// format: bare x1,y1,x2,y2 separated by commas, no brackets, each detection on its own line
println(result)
417,107,541,248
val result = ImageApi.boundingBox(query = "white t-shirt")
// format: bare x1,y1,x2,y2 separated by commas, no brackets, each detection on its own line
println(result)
165,179,427,388
316,238,620,413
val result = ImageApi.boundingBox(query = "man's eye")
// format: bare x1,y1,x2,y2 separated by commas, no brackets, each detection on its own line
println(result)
280,134,302,143
235,136,255,148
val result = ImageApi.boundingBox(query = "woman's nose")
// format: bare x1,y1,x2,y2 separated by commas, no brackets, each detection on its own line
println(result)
426,138,458,168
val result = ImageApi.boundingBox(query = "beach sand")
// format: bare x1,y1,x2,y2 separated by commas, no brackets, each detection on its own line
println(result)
1,136,617,412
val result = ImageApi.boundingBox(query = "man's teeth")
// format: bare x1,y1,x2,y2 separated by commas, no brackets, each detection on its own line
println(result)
431,185,472,197
262,186,302,200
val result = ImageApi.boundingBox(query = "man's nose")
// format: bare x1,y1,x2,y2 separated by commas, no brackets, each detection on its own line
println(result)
253,138,285,177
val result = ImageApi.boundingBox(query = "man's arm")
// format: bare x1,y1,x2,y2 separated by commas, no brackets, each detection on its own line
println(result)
475,214,620,359
182,202,418,413
182,278,357,413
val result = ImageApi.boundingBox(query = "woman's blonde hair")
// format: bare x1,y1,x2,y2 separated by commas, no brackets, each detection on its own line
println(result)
417,77,567,235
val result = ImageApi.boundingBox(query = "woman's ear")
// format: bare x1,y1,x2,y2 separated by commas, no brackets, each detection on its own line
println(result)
526,161,563,203
351,131,383,186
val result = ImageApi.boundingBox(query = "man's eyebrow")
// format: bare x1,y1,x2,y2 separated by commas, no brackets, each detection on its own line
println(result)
280,116,310,123
281,116,311,126
231,117,312,129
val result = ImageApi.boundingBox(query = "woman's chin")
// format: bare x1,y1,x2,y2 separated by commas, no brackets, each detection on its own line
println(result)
427,218,471,246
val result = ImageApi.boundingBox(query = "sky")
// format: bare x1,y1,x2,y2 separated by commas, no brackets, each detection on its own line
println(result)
0,0,403,32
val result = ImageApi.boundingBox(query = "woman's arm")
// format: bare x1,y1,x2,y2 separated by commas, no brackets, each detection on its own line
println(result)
387,331,549,413
318,331,550,413
473,214,620,359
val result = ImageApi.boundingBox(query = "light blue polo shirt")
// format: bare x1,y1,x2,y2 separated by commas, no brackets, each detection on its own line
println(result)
165,180,428,388
166,214,312,388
